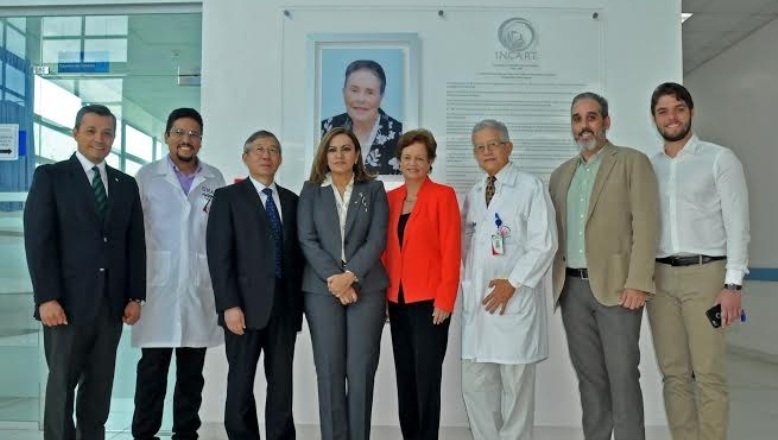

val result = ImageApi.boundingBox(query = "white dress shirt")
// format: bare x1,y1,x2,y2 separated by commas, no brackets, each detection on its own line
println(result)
248,177,283,223
321,173,353,263
75,150,109,196
652,134,750,284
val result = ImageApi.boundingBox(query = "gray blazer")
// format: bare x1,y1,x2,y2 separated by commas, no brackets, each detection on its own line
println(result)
297,178,389,295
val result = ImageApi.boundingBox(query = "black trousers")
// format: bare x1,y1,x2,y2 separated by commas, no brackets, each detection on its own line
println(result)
388,299,450,440
224,286,297,440
43,296,123,440
131,346,207,440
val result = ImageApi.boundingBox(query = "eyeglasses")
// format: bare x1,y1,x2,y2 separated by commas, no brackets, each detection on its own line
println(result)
247,146,281,156
168,128,203,141
473,140,506,154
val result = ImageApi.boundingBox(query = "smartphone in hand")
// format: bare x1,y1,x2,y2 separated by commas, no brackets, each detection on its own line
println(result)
705,304,722,328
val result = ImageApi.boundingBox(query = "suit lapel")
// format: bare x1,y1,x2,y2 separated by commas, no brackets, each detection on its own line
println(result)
587,144,617,221
277,185,294,244
344,182,363,235
556,159,577,240
105,166,122,224
68,155,102,225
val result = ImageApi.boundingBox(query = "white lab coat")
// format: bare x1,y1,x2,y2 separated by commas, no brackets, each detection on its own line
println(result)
131,158,225,348
461,162,557,364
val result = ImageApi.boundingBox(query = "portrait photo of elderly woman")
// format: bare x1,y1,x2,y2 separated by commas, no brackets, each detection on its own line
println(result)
321,59,403,175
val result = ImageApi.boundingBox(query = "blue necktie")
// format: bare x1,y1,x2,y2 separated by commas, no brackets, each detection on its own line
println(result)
262,188,283,278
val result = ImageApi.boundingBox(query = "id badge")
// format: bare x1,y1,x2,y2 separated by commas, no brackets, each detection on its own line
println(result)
491,234,505,255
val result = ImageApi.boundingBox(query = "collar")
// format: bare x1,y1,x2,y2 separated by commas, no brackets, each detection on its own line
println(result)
663,133,701,158
167,155,202,177
248,176,278,195
478,161,518,189
321,172,355,188
577,142,608,165
75,150,106,174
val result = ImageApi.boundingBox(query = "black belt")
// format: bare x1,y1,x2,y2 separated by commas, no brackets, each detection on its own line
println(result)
655,255,726,267
565,267,589,279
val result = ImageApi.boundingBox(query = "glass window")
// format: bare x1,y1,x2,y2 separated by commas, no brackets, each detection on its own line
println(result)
6,26,26,59
42,16,82,37
105,152,120,169
124,159,142,176
5,64,25,96
156,138,166,161
7,17,27,33
34,76,82,128
0,21,5,46
84,39,127,63
38,123,77,162
79,78,123,103
85,15,128,36
125,124,153,162
41,39,81,64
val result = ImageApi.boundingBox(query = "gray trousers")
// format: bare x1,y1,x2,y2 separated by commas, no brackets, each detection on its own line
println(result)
304,289,386,440
42,296,123,440
559,276,645,440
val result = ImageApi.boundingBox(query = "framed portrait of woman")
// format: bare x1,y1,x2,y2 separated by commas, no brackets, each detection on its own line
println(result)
308,33,419,179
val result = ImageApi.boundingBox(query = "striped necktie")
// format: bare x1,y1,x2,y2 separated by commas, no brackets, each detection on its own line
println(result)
485,175,497,207
91,165,108,220
262,188,283,278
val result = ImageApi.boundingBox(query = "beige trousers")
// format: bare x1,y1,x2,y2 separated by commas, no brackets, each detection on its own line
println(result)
647,260,729,440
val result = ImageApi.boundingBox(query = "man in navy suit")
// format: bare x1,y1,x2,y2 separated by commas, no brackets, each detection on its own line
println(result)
24,104,146,440
206,130,304,440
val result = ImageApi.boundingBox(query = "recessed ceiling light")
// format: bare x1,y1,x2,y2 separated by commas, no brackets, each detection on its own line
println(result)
682,13,693,23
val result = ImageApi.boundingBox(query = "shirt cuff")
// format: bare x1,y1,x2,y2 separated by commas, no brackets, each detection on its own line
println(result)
725,269,745,286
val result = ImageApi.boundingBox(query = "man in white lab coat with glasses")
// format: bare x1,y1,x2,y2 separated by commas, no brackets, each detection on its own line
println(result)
131,107,225,439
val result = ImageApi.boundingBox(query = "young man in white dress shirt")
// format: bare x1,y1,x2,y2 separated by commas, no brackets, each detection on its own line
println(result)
647,82,750,440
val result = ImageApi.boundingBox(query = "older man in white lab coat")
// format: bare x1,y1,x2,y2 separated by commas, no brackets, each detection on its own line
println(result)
461,119,557,440
131,108,225,440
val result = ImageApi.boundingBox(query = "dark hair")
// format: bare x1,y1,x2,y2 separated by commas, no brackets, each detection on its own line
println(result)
344,60,387,95
396,129,437,164
243,130,281,154
571,92,609,118
75,104,116,130
650,82,694,115
165,107,203,134
309,127,373,184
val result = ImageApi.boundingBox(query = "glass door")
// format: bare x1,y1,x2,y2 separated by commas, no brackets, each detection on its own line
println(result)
0,8,202,433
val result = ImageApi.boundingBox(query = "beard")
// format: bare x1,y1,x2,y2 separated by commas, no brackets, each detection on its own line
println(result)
659,120,692,142
176,152,195,162
574,129,602,152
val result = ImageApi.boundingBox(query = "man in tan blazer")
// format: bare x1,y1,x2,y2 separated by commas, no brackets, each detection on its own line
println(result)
548,92,659,440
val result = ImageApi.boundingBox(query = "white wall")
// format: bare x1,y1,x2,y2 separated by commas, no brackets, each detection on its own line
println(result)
685,17,778,357
199,0,682,428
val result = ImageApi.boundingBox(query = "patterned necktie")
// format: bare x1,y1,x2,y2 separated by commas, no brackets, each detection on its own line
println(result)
91,165,108,220
485,176,497,207
262,188,283,278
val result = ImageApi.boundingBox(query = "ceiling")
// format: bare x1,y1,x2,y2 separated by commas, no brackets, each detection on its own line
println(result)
683,0,778,73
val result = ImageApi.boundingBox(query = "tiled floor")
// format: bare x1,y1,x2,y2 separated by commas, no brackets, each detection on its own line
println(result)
2,353,776,439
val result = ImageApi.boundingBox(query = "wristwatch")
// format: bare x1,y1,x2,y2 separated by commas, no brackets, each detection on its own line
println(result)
129,298,146,306
723,283,742,291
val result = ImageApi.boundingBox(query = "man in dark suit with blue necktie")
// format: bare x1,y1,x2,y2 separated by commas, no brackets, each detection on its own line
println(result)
206,130,304,440
24,104,146,440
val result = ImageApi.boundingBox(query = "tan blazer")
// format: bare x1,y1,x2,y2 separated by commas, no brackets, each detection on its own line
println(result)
549,142,659,306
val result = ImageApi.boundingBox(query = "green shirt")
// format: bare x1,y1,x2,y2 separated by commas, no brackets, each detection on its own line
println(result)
565,150,604,268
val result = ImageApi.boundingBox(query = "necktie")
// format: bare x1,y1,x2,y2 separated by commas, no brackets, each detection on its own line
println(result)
91,166,108,220
485,176,497,207
262,188,283,278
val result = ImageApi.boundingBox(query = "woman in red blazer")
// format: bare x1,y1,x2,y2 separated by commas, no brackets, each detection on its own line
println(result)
382,129,461,440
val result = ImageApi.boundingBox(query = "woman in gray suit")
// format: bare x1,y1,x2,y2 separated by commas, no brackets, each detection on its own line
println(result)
298,126,389,440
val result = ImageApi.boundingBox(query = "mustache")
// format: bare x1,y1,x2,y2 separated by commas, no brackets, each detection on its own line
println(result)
577,129,595,138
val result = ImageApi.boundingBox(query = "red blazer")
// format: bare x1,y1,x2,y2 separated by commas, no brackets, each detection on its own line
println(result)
382,177,461,312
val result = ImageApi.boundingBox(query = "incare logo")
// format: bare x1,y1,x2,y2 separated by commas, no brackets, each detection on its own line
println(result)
495,17,539,62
